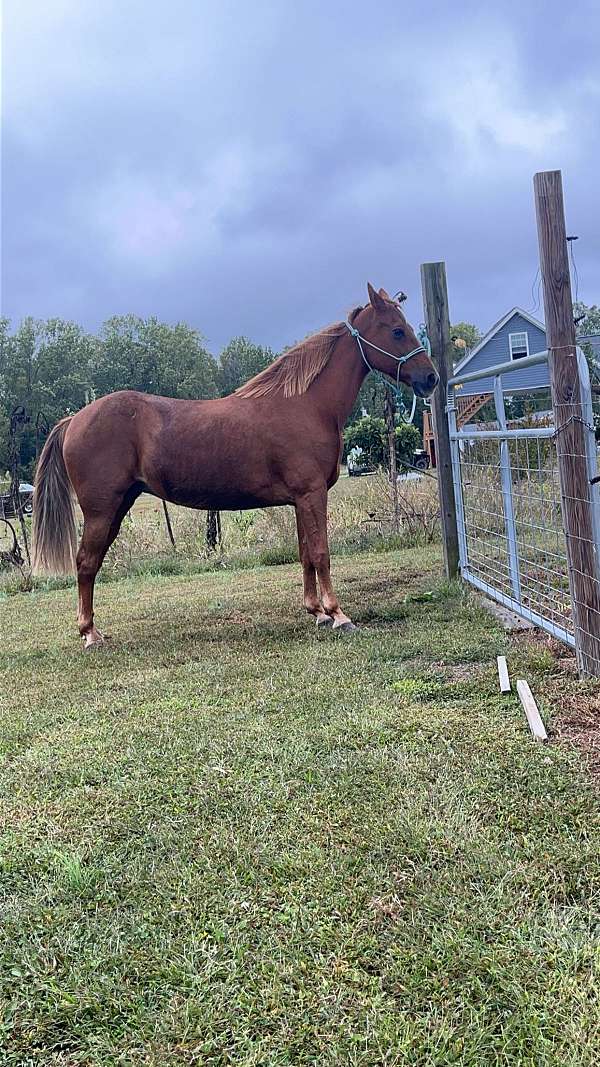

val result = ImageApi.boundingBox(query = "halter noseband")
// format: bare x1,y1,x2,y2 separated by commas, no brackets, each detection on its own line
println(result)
344,320,429,413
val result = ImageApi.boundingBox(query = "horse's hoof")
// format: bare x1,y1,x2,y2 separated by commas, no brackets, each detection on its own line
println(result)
316,615,334,628
82,628,105,651
333,621,357,634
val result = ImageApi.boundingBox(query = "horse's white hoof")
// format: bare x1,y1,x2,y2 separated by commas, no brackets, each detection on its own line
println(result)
83,627,105,651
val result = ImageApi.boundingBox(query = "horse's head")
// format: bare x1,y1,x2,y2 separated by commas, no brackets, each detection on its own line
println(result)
354,283,439,398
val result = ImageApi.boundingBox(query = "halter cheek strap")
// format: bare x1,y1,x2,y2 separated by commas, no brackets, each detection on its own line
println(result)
344,320,430,421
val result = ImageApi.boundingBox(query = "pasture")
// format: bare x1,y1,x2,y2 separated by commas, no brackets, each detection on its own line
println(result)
1,541,599,1064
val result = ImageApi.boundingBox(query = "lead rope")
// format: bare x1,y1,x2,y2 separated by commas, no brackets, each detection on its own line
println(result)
345,321,431,425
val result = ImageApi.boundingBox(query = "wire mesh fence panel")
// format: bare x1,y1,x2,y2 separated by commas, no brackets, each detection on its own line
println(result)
453,429,575,645
447,350,599,655
509,435,573,637
458,438,511,599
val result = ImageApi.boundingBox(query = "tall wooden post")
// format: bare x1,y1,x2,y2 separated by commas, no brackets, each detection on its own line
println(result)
534,170,600,675
420,262,459,580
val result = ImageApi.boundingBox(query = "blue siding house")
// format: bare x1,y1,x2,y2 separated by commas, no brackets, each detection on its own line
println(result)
453,308,549,396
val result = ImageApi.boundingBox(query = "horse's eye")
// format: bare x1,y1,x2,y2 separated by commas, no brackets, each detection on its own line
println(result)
393,327,405,339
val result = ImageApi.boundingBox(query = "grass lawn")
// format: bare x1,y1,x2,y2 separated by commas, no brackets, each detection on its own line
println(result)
1,545,599,1065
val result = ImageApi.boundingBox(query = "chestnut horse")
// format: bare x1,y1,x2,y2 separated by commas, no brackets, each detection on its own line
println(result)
32,284,438,647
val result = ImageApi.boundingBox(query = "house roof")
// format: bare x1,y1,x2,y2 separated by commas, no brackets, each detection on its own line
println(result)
579,333,600,349
453,307,546,376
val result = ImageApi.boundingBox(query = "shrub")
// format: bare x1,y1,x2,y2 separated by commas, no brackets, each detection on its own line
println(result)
394,423,421,467
344,416,387,465
343,416,421,468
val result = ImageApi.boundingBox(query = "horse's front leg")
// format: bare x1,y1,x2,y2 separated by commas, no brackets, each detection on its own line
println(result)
295,507,332,627
295,487,356,632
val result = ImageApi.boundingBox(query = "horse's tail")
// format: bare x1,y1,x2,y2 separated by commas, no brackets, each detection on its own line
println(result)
31,416,77,576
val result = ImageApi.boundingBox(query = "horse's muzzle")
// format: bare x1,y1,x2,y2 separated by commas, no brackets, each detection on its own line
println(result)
412,371,439,398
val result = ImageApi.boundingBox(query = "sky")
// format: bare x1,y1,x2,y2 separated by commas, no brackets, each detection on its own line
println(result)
2,0,600,354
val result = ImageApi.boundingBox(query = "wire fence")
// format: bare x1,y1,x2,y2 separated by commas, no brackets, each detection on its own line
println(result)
448,348,600,673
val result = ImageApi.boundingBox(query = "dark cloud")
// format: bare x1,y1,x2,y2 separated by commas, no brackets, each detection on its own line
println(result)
2,0,599,352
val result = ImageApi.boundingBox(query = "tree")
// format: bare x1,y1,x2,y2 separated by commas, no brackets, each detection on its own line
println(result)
573,301,600,337
216,337,275,396
571,303,600,382
451,322,482,356
0,318,96,477
93,316,218,400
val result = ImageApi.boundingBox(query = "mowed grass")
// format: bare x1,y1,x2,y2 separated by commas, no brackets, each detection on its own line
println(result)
1,546,599,1065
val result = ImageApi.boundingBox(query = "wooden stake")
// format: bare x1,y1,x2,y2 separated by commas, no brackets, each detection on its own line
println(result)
497,656,511,693
420,262,459,580
516,680,548,742
384,386,400,533
534,170,600,676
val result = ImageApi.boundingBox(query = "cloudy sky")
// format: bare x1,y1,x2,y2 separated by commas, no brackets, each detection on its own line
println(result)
3,0,599,353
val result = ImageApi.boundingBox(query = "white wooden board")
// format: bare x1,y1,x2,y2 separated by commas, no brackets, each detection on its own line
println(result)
517,679,548,742
497,656,511,693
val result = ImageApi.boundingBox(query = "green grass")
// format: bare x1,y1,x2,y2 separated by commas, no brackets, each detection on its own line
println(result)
1,546,599,1065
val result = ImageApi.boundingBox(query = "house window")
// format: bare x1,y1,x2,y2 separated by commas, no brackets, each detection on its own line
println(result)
509,331,529,360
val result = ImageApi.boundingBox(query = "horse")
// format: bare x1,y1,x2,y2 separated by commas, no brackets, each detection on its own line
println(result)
31,284,438,648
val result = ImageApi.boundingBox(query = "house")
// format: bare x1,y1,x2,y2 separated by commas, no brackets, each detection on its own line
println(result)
452,307,600,395
422,307,600,465
452,308,548,395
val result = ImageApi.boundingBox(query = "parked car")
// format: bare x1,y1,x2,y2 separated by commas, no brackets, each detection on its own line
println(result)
347,447,430,477
411,449,430,471
0,482,34,518
347,447,377,477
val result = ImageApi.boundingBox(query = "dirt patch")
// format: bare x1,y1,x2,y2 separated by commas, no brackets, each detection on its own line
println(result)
513,629,600,779
545,667,600,778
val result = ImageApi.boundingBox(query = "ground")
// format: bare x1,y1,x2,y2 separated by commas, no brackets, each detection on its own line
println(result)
1,545,599,1065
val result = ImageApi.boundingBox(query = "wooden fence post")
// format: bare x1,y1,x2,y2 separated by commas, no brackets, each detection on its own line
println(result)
383,386,400,533
534,169,600,675
420,262,459,580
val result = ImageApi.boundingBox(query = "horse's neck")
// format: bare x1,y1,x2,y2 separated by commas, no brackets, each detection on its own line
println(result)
309,333,369,427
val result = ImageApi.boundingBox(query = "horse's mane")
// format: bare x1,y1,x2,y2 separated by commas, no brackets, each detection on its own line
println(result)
235,306,363,399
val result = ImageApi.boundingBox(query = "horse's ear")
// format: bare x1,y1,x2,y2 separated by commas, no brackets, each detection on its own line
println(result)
378,287,391,300
367,282,386,312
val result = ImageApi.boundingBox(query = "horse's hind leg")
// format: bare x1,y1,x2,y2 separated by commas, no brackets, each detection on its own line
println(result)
77,487,141,649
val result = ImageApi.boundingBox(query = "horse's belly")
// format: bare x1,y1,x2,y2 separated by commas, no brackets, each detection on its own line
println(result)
163,486,291,510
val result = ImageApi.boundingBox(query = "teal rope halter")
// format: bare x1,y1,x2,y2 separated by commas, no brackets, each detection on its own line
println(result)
345,321,431,424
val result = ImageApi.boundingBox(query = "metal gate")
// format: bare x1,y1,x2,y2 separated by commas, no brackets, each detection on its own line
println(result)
447,348,600,653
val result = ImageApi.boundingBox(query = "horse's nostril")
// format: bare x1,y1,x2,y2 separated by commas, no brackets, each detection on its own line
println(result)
427,372,438,390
